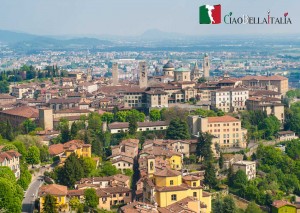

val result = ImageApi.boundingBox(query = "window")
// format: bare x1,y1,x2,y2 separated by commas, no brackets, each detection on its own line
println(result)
126,193,129,196
171,194,177,201
170,180,174,185
193,182,196,187
119,193,122,196
193,192,197,197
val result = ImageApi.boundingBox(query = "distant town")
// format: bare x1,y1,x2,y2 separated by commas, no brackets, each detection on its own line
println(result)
1,32,300,213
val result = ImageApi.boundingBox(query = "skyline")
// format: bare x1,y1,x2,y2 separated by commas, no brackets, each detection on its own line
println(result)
0,0,299,37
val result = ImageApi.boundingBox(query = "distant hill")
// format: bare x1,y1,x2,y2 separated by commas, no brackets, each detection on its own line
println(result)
0,30,38,44
0,30,113,51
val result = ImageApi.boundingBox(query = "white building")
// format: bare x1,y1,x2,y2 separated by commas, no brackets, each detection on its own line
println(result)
232,161,256,180
0,149,21,178
211,88,249,112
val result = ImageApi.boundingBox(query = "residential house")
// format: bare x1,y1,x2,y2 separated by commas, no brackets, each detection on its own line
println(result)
232,161,256,180
0,149,21,178
276,131,298,142
38,184,68,212
271,200,296,213
48,140,91,163
142,167,211,212
108,121,168,134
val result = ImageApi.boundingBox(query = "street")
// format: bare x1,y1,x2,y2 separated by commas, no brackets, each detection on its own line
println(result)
21,176,44,213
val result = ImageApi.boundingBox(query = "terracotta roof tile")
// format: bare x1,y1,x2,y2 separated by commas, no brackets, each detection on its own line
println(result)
0,106,38,118
48,144,64,155
154,168,181,177
39,184,67,196
207,115,239,123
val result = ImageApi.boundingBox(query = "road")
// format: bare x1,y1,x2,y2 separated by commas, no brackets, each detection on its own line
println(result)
21,176,44,213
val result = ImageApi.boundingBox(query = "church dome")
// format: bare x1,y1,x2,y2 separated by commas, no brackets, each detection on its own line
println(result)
163,61,174,69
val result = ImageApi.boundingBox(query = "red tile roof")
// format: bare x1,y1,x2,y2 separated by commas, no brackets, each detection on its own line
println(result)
38,184,67,196
48,144,64,155
154,168,181,177
0,150,21,163
272,200,296,208
207,115,239,123
241,75,288,81
0,106,39,119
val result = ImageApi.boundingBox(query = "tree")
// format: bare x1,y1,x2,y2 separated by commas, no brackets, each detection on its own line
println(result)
43,194,58,213
223,196,237,213
245,202,263,213
101,112,114,123
0,167,16,182
258,115,281,139
219,152,224,169
196,132,213,162
1,144,17,152
69,197,80,212
0,177,22,213
212,195,223,213
56,153,84,188
84,188,98,209
39,145,50,163
149,109,161,121
124,169,133,177
17,167,31,190
99,161,120,176
82,157,96,176
232,170,248,190
70,122,79,139
12,141,27,156
128,114,138,135
59,119,70,143
91,135,103,157
204,161,218,189
166,118,190,140
22,119,36,134
4,120,14,141
0,81,9,93
26,146,40,167
88,113,102,132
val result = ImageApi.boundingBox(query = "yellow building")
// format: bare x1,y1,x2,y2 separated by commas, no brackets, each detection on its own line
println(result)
143,165,211,212
38,184,68,212
60,140,91,162
140,146,182,171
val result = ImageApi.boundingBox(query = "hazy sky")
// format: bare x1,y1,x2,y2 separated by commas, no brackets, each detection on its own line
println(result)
0,0,299,36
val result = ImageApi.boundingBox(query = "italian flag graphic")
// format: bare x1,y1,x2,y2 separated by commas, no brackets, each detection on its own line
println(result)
199,4,221,24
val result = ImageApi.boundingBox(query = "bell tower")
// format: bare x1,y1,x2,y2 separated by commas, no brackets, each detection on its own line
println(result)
147,156,155,178
203,53,210,78
139,61,148,88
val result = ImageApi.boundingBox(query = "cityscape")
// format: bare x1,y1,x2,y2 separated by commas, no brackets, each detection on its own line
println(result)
1,1,300,213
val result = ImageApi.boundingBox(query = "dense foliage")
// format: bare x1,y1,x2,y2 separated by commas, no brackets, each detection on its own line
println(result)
0,167,23,213
166,118,190,139
229,143,300,206
241,110,280,140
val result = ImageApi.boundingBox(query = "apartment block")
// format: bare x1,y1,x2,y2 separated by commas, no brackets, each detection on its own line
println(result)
188,115,247,148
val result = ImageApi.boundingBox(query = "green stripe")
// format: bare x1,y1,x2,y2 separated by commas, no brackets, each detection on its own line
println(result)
199,5,211,24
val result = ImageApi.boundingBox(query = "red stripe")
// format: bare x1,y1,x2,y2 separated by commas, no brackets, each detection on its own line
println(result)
212,5,221,24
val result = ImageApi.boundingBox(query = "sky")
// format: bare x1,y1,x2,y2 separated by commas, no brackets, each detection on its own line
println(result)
0,0,299,36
